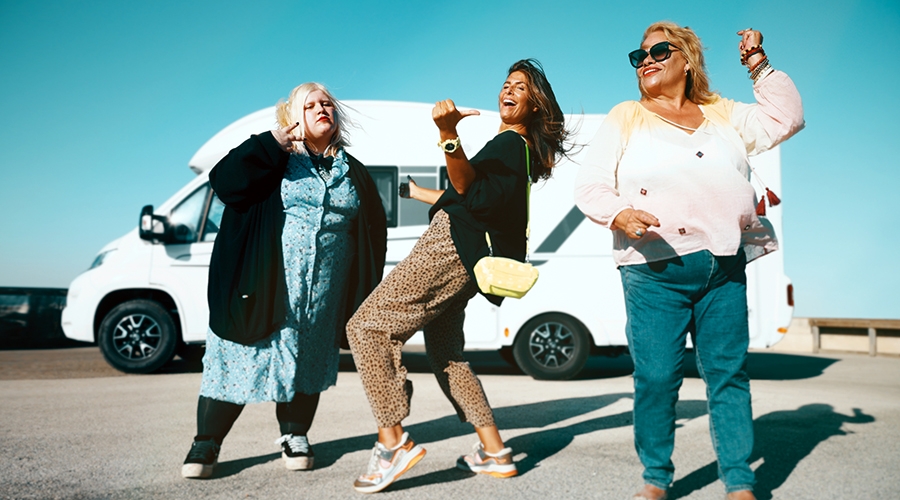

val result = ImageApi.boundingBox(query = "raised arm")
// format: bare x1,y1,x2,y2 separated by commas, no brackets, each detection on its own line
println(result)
432,99,480,195
730,29,805,155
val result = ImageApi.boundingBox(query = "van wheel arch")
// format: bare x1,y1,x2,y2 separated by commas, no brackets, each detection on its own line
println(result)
93,289,181,343
512,312,592,380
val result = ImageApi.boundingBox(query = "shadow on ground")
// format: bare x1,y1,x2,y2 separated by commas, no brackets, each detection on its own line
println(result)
668,404,875,499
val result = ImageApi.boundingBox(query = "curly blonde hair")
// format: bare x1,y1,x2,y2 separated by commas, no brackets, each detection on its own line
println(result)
275,82,354,156
640,21,718,105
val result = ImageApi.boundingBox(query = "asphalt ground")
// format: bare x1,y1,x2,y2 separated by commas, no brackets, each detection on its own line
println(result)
0,347,897,499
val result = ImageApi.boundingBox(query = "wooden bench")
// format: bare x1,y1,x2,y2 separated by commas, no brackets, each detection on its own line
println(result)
810,318,900,356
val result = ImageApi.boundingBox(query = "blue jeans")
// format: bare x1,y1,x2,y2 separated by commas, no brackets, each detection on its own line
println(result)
620,250,754,493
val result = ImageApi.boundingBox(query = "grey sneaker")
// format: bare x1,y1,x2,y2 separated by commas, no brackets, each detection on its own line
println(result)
274,434,314,470
353,432,426,493
181,439,220,479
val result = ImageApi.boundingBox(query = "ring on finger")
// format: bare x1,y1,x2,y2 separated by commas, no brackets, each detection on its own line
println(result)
635,229,643,237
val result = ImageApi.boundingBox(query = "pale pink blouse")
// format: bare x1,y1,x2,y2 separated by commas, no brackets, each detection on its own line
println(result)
574,70,804,266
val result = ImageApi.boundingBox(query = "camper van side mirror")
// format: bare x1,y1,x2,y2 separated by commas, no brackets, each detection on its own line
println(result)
138,205,169,243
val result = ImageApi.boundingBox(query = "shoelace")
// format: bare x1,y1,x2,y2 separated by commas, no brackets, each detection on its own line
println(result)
188,440,218,460
274,434,309,454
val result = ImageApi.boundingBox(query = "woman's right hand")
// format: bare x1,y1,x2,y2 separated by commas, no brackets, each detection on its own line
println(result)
432,99,480,136
271,122,303,152
614,208,660,239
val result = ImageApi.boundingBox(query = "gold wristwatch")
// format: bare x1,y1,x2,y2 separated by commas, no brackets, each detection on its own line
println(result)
437,137,461,154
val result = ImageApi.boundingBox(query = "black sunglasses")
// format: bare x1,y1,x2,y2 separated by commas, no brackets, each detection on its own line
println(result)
628,41,680,68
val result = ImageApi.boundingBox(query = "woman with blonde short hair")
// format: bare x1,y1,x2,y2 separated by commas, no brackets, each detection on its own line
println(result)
181,82,386,479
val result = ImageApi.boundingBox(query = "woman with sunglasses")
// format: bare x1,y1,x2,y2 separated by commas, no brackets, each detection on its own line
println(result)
346,59,572,494
575,22,804,500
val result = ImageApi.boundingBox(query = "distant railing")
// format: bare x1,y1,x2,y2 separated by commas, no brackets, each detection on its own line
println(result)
810,318,900,357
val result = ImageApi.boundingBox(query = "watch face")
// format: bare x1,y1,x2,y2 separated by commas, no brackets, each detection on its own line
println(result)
444,143,456,152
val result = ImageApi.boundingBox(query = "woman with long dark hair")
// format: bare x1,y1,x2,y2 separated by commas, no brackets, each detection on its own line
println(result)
346,59,572,494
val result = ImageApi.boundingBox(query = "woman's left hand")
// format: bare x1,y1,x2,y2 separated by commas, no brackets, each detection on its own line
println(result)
737,28,765,67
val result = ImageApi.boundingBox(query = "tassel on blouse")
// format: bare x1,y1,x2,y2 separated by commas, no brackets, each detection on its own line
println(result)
756,197,767,216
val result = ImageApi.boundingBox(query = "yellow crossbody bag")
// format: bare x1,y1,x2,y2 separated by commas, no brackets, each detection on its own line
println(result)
473,138,539,299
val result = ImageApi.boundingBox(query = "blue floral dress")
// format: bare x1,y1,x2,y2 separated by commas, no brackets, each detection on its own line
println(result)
200,149,359,404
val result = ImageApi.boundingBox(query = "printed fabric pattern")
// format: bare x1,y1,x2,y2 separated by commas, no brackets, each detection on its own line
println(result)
200,149,359,404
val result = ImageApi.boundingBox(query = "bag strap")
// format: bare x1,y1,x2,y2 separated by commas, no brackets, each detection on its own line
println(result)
484,136,531,261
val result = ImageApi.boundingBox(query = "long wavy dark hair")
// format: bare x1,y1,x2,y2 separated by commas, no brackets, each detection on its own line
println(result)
507,59,574,181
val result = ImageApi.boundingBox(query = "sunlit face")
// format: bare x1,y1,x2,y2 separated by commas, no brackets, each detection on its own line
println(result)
498,70,537,126
302,89,337,144
636,31,688,93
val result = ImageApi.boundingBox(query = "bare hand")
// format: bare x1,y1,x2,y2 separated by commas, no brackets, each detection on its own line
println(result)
432,99,480,135
271,122,303,152
613,208,660,239
737,28,765,67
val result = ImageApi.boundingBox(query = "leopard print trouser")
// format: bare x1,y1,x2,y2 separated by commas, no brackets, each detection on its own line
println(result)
346,210,496,429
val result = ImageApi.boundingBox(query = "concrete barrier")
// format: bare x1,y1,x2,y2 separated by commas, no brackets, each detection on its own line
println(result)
760,317,900,356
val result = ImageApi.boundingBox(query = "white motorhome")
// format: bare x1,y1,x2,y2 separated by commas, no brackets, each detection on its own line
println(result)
61,101,794,378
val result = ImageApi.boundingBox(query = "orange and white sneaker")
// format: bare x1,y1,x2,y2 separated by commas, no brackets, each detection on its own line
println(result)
456,442,517,478
353,432,426,493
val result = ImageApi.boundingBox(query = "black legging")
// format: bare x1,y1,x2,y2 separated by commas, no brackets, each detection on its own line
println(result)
195,393,320,444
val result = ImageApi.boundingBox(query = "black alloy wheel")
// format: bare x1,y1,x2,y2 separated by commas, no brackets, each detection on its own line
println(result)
98,299,177,374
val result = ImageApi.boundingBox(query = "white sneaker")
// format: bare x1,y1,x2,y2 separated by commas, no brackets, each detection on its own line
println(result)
456,442,517,478
274,434,314,470
353,432,426,493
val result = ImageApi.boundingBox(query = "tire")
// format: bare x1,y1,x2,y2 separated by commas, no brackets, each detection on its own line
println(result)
98,299,177,374
512,313,591,380
498,347,517,367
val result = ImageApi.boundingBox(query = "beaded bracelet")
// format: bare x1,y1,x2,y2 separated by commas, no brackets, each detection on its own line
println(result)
748,56,768,73
741,46,765,66
750,58,772,83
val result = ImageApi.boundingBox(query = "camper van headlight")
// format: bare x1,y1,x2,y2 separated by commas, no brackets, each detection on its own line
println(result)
89,249,116,270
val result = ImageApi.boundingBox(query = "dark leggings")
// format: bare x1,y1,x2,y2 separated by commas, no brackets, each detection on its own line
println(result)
195,392,321,444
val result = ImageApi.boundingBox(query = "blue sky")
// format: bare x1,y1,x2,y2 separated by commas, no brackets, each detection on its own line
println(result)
1,0,897,320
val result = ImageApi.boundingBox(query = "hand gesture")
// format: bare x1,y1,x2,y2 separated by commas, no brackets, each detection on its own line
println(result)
432,99,480,134
737,28,764,52
613,208,661,240
272,122,303,152
399,175,417,199
737,28,765,67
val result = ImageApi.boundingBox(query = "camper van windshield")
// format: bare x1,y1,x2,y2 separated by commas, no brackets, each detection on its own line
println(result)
168,185,209,244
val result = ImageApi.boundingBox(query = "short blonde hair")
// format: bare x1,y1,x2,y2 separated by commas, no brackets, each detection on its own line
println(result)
275,82,353,156
640,21,718,105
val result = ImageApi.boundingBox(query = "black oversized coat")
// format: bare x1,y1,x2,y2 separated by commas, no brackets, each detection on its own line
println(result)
206,131,387,347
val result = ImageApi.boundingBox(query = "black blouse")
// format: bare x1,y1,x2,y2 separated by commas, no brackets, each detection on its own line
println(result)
430,130,530,306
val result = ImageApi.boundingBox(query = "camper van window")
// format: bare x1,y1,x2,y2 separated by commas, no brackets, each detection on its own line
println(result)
439,167,451,191
202,193,225,242
366,166,398,228
168,185,209,244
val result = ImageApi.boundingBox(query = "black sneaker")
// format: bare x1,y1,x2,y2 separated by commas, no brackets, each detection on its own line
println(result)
275,434,314,470
181,438,220,479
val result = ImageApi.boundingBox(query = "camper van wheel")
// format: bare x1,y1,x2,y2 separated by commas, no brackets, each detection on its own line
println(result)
98,300,178,374
512,313,590,380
